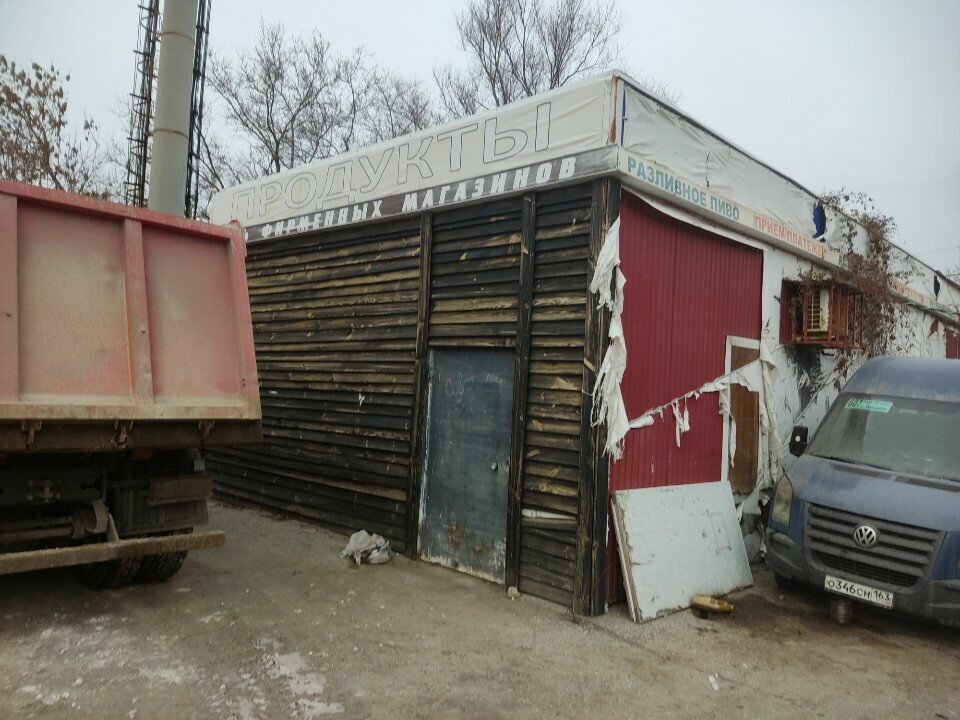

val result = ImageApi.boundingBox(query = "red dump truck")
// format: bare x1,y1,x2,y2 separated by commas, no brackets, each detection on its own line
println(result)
0,180,261,586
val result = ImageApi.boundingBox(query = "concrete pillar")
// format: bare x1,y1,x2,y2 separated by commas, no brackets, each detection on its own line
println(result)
147,0,200,217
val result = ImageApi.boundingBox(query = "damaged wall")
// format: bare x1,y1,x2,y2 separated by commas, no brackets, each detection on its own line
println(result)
760,244,951,476
211,179,617,616
592,188,957,603
601,192,764,601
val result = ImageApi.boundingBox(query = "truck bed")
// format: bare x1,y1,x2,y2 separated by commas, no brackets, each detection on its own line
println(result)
0,180,261,452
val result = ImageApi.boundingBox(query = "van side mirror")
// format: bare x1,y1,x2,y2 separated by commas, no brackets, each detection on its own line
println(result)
789,425,809,456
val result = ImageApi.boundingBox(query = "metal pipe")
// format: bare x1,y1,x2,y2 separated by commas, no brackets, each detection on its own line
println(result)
147,0,200,217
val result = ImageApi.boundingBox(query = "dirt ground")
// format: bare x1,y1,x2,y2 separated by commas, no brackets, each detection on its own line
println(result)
1,502,957,720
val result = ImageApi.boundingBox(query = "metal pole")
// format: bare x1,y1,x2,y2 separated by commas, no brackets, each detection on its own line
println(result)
147,0,200,216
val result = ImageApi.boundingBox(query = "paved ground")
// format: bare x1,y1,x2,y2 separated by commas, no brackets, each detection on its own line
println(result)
1,502,957,720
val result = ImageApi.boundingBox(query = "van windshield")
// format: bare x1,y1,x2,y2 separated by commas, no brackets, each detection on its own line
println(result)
808,393,960,482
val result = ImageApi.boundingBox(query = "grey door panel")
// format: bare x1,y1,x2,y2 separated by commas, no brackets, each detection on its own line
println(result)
419,349,514,582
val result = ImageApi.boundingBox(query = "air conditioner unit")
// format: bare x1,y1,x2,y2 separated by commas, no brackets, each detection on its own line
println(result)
782,281,863,349
804,288,830,337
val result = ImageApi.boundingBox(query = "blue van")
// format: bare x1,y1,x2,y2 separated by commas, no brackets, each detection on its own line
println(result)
766,356,960,627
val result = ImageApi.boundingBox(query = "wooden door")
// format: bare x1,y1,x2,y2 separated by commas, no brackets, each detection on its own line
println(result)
727,341,760,495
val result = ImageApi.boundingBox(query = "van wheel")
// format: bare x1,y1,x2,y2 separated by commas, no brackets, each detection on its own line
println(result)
75,557,144,589
137,551,188,582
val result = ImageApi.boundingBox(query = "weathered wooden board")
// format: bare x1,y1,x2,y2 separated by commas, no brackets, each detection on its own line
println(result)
515,183,595,609
210,217,421,549
427,198,523,347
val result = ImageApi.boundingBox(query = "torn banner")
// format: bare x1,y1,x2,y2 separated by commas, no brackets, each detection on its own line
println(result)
588,217,629,459
619,348,782,515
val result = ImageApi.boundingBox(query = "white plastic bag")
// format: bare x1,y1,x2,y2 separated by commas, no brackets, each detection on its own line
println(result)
339,530,392,566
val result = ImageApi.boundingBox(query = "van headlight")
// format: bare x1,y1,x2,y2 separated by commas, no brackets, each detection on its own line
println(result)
771,476,793,528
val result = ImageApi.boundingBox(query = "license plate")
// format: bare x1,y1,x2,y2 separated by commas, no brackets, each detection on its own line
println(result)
824,575,893,609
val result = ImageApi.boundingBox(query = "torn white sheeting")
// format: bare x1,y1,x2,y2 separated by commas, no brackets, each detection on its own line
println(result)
588,216,622,311
589,217,631,459
611,482,753,623
741,339,782,518
718,386,735,467
758,340,781,488
586,213,784,505
629,356,763,436
619,341,782,516
520,509,569,520
671,400,690,447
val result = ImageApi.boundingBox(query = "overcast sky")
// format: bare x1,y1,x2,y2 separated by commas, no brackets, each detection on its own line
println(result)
2,0,959,271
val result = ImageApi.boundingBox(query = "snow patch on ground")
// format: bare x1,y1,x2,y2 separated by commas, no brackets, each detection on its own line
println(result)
138,666,188,685
206,638,343,719
17,683,74,708
259,638,344,717
3,610,344,719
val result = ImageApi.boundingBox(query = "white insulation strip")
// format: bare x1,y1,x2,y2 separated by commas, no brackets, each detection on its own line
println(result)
589,215,783,514
589,218,630,459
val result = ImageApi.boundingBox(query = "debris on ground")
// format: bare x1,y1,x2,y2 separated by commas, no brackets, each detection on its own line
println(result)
339,530,392,566
690,595,734,619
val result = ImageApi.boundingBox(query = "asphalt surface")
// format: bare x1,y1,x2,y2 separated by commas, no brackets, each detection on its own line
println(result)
1,502,957,719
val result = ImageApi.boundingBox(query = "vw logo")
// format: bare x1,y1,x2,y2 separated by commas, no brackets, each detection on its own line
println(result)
852,524,879,548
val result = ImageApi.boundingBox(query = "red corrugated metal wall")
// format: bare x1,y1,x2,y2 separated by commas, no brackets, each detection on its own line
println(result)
605,193,763,602
947,329,959,359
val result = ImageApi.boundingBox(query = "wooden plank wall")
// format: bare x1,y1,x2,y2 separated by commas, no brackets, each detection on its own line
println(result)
210,181,610,613
427,197,523,348
209,217,421,551
516,184,595,608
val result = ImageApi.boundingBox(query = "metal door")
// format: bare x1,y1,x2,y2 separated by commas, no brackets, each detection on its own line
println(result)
419,349,514,582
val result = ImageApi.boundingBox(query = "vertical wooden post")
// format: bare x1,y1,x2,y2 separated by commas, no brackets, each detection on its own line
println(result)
405,213,433,558
575,178,619,616
505,193,536,589
592,181,620,613
0,194,18,401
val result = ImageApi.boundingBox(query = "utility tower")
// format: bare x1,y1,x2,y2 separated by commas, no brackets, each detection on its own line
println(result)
123,0,212,218
123,0,161,209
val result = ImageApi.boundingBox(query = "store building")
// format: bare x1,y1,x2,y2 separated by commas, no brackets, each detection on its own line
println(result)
208,72,960,614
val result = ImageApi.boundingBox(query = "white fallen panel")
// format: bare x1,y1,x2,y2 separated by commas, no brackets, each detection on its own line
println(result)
612,481,752,623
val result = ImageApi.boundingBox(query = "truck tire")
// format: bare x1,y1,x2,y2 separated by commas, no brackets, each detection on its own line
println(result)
136,551,188,583
75,557,144,589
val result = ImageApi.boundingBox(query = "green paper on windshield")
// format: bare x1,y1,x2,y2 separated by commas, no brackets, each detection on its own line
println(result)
845,398,893,413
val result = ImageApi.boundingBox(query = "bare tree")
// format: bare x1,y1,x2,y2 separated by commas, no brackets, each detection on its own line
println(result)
945,254,960,286
207,23,362,177
363,70,438,144
436,0,677,118
0,55,117,196
199,22,436,214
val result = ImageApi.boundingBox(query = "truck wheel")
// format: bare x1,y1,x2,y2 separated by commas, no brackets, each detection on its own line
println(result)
75,557,144,589
136,551,188,582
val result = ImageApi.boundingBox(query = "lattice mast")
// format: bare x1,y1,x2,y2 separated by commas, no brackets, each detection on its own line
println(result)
123,0,161,208
185,0,212,219
125,0,212,218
